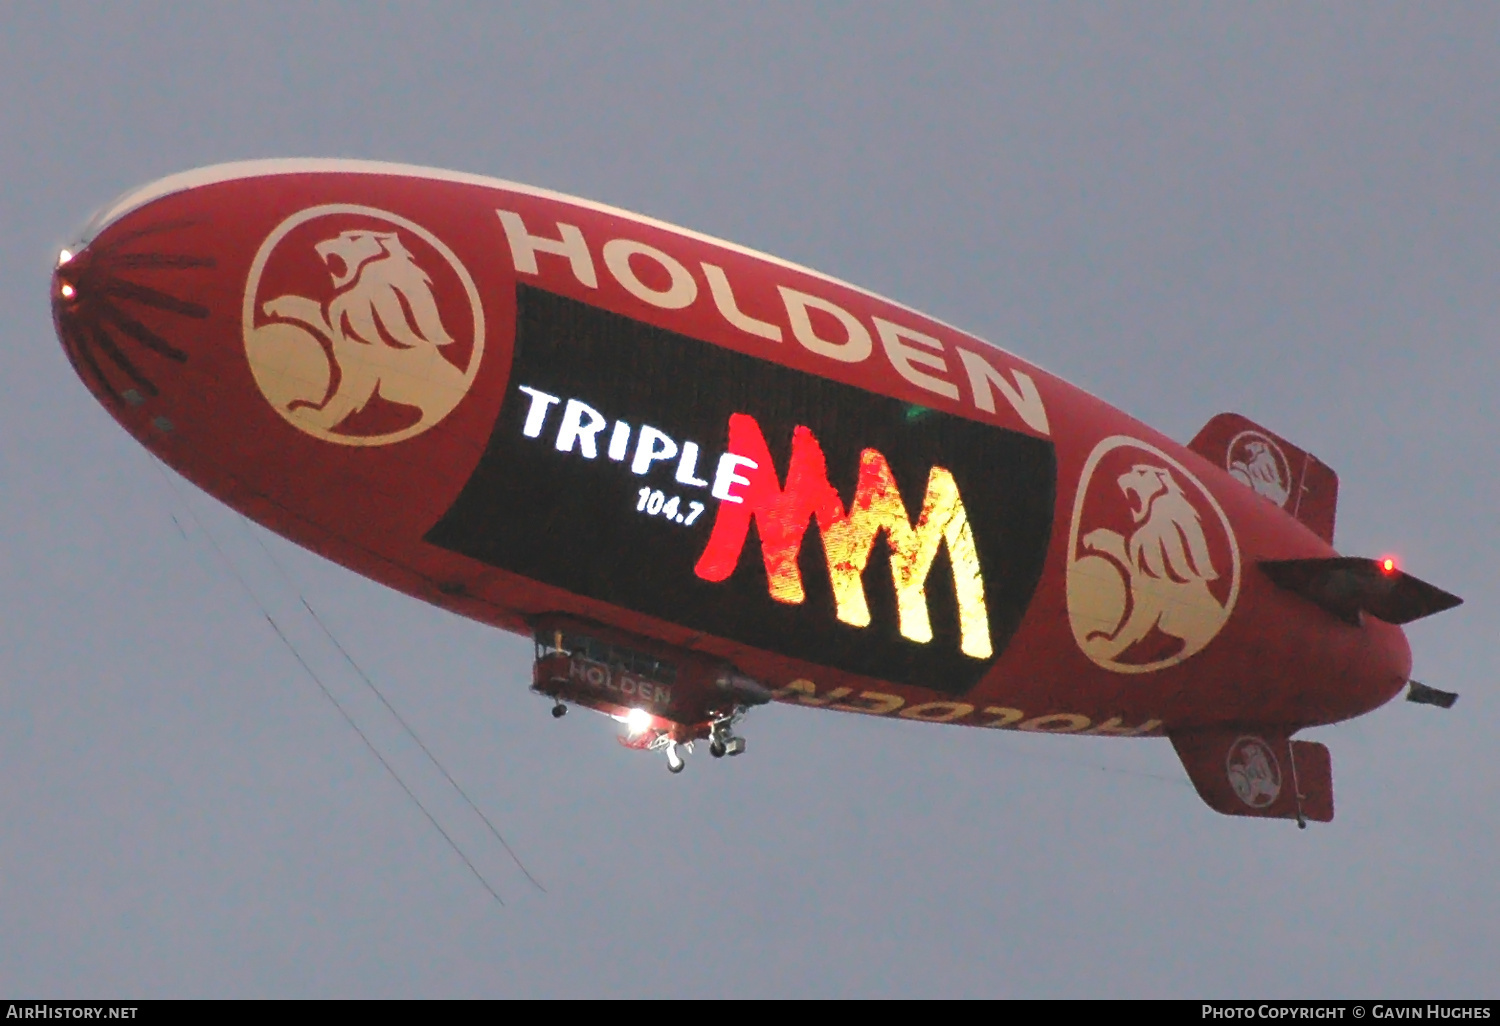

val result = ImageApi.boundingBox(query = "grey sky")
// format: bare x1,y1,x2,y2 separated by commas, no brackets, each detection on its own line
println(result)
1,2,1495,997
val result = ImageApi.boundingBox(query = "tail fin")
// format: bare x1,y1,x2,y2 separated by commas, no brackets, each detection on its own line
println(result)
1170,728,1333,826
1260,557,1462,626
1188,413,1338,543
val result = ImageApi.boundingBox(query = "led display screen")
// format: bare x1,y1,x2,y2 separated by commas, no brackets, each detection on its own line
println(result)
426,285,1056,694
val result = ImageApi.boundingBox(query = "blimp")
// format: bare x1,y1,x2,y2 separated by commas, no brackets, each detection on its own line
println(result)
50,160,1462,824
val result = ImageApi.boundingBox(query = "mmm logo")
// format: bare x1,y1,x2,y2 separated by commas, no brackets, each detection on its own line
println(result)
694,412,993,660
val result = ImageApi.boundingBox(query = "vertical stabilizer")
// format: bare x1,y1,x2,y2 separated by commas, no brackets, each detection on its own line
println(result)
1188,413,1338,543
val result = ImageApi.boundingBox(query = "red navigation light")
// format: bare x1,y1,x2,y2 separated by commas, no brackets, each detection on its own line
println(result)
1380,557,1397,575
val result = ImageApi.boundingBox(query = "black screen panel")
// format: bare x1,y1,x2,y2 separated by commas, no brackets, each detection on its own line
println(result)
427,286,1055,694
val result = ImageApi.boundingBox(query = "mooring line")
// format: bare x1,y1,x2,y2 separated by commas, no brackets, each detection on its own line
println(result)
147,456,510,907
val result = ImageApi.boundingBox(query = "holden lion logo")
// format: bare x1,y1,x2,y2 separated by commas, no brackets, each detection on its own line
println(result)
242,204,485,445
1066,436,1241,673
1226,430,1291,508
1226,736,1282,808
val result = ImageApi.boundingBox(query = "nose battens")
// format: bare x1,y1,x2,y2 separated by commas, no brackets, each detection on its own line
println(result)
51,218,213,411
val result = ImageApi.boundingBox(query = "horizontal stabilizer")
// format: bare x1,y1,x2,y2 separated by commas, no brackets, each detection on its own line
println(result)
1407,681,1459,709
1188,413,1338,543
1170,729,1332,825
1260,557,1463,626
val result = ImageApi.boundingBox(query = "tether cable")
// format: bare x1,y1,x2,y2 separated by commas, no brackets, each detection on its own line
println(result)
147,456,510,908
295,593,545,893
229,512,544,892
258,611,509,907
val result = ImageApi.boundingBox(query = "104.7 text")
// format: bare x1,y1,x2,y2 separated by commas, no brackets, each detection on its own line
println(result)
636,488,705,525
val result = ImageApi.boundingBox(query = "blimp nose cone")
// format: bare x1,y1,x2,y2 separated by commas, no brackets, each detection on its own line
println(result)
50,207,217,440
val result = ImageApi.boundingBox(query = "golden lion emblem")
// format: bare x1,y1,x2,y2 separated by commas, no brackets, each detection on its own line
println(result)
243,206,484,446
1228,435,1290,507
1066,439,1240,673
1226,736,1282,807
